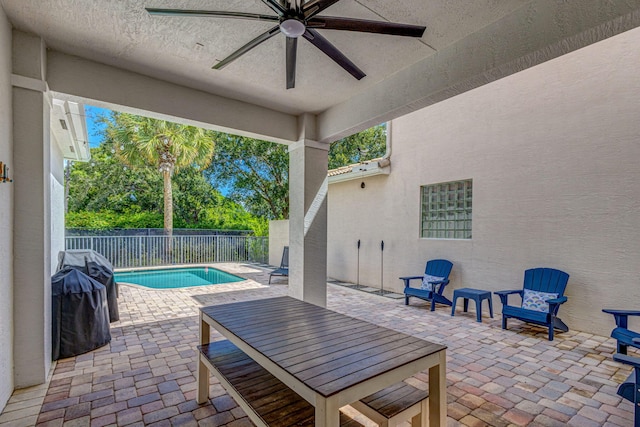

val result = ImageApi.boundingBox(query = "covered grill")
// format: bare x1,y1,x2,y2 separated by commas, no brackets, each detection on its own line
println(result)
57,249,119,322
51,268,111,360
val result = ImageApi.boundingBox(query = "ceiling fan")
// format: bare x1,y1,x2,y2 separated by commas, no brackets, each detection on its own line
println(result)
146,0,426,89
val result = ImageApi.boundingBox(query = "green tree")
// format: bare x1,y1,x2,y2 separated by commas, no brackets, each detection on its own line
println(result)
328,124,387,170
207,134,289,220
66,143,266,233
67,143,162,214
172,167,219,225
105,113,215,235
206,124,387,220
71,112,386,234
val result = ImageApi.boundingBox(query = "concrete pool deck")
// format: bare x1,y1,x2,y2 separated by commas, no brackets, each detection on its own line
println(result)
0,262,635,426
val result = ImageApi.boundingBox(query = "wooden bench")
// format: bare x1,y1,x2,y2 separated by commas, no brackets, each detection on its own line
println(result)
198,340,363,426
351,382,429,427
349,382,428,427
199,339,429,427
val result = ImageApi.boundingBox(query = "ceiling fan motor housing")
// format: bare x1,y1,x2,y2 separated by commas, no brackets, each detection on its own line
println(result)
280,19,306,38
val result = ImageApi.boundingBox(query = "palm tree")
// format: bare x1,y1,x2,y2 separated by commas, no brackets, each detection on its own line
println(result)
106,113,215,236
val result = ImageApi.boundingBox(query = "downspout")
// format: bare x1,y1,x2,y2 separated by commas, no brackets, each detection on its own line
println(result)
377,121,391,168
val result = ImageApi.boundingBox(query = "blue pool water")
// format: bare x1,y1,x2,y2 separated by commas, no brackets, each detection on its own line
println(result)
114,267,244,289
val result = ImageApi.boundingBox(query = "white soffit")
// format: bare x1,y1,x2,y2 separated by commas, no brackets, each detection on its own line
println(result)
51,99,90,161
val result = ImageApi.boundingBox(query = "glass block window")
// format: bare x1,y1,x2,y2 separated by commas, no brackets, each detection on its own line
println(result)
421,180,472,239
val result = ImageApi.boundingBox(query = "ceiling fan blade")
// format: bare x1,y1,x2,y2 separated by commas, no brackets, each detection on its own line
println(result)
302,0,341,19
261,0,288,16
146,8,279,22
286,37,297,89
302,29,365,80
213,26,281,70
307,16,426,37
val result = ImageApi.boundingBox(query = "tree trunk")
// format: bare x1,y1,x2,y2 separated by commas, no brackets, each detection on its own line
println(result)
163,169,173,263
163,169,173,235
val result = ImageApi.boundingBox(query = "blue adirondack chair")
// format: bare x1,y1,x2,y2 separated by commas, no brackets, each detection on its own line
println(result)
495,268,570,341
602,309,640,355
612,343,640,427
268,246,289,284
401,259,453,311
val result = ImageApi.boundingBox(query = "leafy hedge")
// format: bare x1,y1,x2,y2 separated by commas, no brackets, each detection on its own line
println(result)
66,210,268,235
66,211,164,230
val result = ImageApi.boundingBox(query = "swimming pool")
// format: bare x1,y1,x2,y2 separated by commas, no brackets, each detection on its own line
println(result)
114,267,244,289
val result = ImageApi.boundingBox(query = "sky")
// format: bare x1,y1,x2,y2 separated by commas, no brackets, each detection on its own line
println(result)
85,105,111,147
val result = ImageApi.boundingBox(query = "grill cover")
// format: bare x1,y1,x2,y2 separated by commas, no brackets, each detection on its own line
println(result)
52,268,111,360
58,250,119,322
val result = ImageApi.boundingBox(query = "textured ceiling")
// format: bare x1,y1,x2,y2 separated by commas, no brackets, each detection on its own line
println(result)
0,0,531,114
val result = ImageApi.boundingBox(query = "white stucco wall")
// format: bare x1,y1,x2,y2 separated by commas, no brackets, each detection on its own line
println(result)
0,6,12,411
269,220,290,267
327,26,640,337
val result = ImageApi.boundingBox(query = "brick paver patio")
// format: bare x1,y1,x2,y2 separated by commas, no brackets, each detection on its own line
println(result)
0,263,635,426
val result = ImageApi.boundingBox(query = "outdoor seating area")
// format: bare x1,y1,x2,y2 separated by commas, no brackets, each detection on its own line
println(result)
0,262,635,427
2,2,640,425
602,310,640,425
401,259,453,311
602,309,640,355
451,288,494,323
197,299,441,426
268,246,289,284
496,268,570,342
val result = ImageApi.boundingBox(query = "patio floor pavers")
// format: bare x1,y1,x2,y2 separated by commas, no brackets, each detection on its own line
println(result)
0,262,635,426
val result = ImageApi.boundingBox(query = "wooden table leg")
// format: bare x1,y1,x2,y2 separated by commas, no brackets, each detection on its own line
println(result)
315,395,340,427
197,311,211,404
428,350,447,426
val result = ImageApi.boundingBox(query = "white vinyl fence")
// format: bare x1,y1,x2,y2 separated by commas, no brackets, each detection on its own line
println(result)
65,235,269,268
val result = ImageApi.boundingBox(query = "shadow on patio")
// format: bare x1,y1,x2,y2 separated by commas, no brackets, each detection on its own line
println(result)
0,262,634,427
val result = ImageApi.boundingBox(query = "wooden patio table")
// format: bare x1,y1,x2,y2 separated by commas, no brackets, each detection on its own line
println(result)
197,296,447,426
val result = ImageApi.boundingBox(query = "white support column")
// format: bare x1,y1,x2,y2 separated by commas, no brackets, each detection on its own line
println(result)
12,30,52,387
288,115,329,307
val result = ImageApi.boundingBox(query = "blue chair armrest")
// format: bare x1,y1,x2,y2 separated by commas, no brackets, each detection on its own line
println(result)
603,309,640,316
633,338,640,346
430,279,449,293
399,276,423,288
547,296,567,315
613,353,640,369
602,309,640,328
400,276,449,294
425,278,449,287
546,296,567,305
495,289,523,305
494,290,522,296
